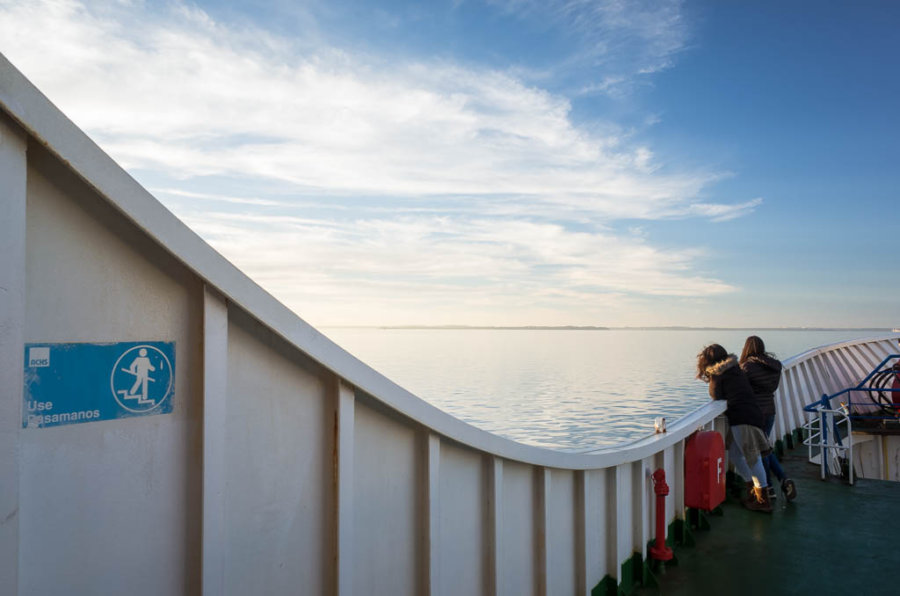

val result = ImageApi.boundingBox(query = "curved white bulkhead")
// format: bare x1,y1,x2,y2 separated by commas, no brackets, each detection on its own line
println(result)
1,53,898,595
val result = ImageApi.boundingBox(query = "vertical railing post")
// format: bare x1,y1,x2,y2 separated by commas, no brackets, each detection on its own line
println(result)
335,381,355,596
632,460,647,562
612,464,628,584
201,287,228,596
422,432,440,595
535,467,550,595
574,470,588,595
485,456,502,596
782,371,799,442
0,112,27,596
673,443,685,524
820,410,827,480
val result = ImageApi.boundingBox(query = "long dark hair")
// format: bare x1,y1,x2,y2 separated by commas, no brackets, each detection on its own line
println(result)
739,335,774,365
696,343,728,382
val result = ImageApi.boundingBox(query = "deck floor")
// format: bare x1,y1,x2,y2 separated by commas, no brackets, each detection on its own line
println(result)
636,447,900,596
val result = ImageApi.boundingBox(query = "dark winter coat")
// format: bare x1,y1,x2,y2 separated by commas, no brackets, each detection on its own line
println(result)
741,355,783,419
706,355,765,428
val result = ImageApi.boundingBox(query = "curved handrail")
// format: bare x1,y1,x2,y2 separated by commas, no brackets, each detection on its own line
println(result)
0,52,724,471
3,52,889,472
782,333,900,369
570,399,727,460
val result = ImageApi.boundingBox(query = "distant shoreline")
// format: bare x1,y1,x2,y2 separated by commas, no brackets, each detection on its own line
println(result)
321,325,895,332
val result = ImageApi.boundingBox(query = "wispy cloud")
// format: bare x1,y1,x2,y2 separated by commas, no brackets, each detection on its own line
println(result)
687,198,763,222
182,211,733,325
0,0,753,325
490,0,689,94
155,188,291,208
0,0,709,211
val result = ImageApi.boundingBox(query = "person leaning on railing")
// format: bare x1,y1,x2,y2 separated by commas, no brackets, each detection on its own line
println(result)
697,343,773,513
740,336,798,502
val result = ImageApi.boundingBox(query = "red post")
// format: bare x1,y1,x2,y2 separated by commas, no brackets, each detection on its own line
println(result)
649,468,673,561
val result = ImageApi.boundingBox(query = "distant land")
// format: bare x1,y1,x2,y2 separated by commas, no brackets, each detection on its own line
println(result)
612,326,894,331
322,325,894,331
375,325,609,330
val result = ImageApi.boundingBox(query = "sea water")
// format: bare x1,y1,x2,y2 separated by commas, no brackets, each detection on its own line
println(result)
322,328,889,450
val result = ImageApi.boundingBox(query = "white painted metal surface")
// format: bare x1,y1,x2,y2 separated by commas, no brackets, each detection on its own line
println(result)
202,288,228,596
1,52,896,595
850,433,900,481
0,108,27,596
772,334,900,482
776,336,900,435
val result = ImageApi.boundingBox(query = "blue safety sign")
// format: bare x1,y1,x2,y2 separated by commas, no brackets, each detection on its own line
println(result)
23,341,175,429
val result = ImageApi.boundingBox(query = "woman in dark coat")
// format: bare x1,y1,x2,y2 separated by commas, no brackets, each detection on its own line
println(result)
697,343,773,512
740,336,797,501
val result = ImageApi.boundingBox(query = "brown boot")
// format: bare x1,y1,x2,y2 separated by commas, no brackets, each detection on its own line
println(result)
744,485,773,513
739,481,755,507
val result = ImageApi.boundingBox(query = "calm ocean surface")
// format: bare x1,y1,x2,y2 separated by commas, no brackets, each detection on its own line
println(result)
322,328,889,450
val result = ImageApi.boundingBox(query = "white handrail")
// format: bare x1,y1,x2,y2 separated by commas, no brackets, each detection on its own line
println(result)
0,51,718,472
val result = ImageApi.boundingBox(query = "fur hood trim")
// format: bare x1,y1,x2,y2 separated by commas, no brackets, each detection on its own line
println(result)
706,354,738,377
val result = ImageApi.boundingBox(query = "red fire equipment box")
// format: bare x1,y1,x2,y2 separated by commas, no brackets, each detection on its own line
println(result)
684,431,726,511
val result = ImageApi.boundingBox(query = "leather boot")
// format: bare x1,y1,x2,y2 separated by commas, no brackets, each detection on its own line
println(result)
744,485,773,513
782,478,798,502
739,481,754,507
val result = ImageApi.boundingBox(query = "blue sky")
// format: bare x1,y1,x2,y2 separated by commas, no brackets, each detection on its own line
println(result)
1,0,897,327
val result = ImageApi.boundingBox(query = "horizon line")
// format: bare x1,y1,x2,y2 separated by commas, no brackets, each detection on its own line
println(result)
320,325,897,331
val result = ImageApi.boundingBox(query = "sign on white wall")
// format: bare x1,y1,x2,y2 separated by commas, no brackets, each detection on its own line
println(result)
23,341,175,429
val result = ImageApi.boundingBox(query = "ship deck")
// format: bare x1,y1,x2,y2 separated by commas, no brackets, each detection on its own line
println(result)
637,445,900,596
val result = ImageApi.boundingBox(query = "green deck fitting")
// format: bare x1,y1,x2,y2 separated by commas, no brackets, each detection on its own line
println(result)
784,432,795,450
634,447,900,596
618,553,639,595
592,523,688,596
641,547,663,591
689,506,716,532
671,517,696,547
591,575,619,596
667,519,684,547
611,551,658,596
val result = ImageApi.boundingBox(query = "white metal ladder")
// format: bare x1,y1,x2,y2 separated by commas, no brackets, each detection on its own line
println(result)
802,404,854,484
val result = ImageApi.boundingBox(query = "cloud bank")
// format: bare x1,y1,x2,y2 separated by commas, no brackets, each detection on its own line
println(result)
0,0,754,325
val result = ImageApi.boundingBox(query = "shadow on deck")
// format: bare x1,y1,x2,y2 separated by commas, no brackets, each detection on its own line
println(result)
636,447,900,596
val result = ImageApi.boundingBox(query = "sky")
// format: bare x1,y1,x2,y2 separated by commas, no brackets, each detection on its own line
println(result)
0,0,897,328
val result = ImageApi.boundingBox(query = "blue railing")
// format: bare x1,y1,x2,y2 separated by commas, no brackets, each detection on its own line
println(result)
804,354,900,419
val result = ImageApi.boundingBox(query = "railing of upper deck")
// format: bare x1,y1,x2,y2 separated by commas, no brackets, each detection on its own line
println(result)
799,353,900,483
771,336,900,448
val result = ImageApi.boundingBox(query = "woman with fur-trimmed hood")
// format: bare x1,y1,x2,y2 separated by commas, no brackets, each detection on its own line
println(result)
697,343,773,513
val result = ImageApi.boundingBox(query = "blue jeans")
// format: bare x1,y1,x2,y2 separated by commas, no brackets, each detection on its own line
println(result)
763,415,786,483
729,425,768,487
